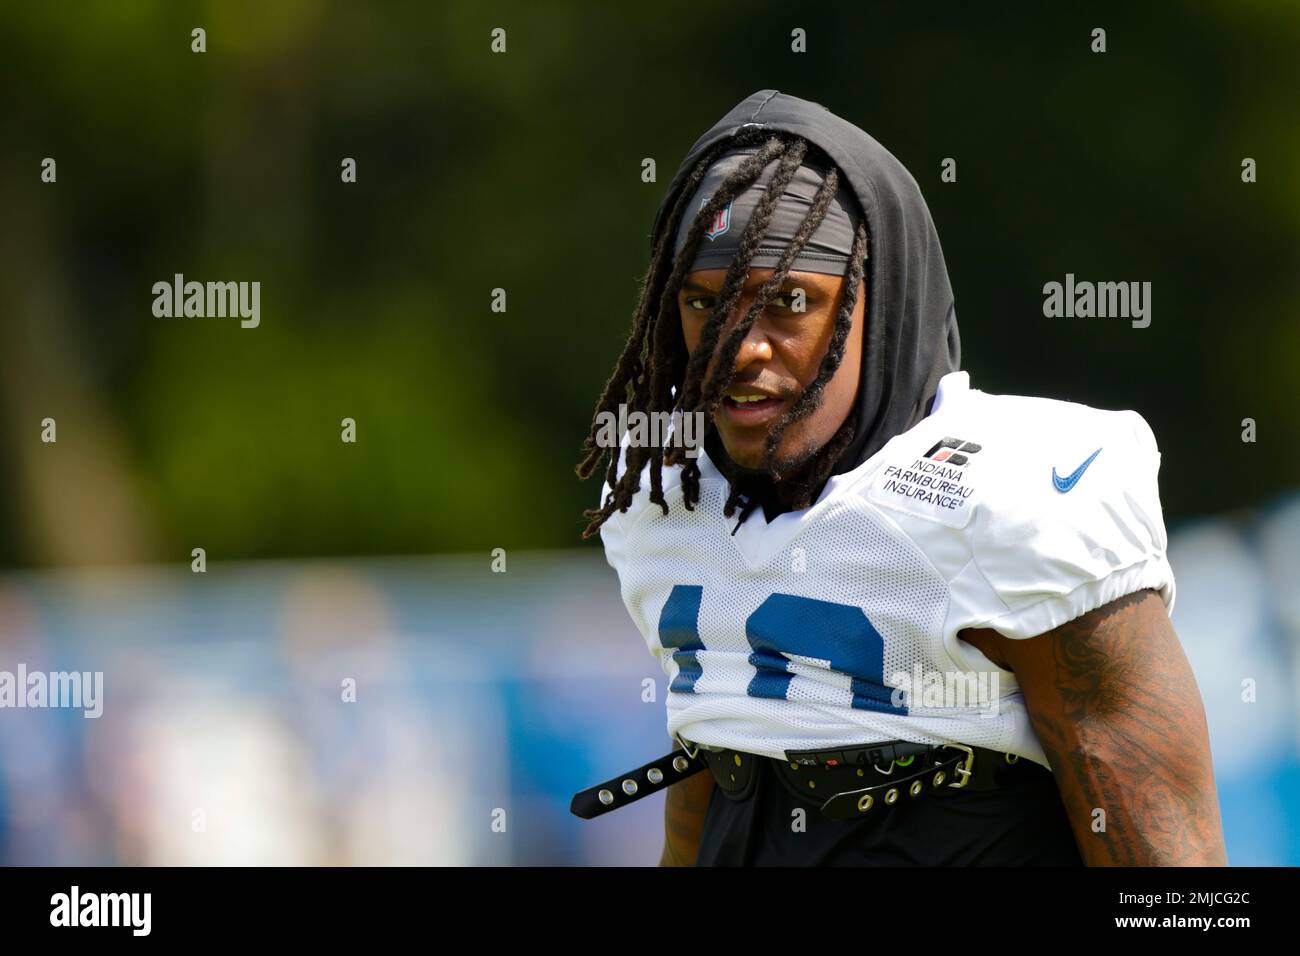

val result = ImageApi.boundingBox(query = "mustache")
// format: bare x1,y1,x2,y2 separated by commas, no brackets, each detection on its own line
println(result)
723,376,801,401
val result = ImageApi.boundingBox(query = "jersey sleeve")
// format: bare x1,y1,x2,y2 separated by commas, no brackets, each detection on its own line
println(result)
969,407,1175,639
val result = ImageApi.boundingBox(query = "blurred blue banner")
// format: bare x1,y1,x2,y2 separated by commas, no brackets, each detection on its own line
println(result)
2,495,1298,865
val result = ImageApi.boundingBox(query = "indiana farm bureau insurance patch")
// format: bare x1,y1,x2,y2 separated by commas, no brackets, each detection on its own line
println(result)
867,436,982,529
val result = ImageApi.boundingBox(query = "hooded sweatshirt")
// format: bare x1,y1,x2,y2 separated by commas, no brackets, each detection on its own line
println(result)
650,89,962,504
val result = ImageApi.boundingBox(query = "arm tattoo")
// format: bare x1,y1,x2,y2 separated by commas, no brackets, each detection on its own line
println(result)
1018,589,1227,866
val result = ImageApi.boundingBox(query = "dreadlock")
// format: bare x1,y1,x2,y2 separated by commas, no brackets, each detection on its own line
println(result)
576,131,868,538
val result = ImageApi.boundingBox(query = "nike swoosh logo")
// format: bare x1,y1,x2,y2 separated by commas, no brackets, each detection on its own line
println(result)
1052,448,1102,493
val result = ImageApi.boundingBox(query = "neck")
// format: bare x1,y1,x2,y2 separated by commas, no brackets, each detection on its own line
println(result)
703,429,830,521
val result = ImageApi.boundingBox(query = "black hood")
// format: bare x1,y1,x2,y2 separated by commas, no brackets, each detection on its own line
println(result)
651,90,961,511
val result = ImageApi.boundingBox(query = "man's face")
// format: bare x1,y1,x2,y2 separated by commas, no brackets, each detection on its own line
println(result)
678,267,865,472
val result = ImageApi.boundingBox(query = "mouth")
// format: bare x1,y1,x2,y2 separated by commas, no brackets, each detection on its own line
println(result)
720,392,788,427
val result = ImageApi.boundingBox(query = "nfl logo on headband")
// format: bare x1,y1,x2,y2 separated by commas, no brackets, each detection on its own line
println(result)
701,196,732,240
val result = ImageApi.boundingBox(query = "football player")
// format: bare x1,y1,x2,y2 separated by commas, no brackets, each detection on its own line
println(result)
571,90,1226,866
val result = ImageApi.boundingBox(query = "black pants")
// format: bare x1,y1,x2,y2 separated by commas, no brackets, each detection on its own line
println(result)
695,755,1084,866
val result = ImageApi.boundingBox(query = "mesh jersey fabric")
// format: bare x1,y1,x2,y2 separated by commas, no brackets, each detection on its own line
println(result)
599,371,1175,770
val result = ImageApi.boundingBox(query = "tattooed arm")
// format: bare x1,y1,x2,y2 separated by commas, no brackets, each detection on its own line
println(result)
659,766,715,866
959,589,1227,865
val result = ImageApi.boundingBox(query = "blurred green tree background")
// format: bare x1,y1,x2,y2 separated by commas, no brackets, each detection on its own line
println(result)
1,1,1296,568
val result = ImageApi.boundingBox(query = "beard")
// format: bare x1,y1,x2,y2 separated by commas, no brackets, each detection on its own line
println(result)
703,419,831,514
724,434,820,484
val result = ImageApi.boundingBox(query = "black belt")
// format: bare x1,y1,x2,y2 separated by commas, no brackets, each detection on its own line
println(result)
570,739,1035,822
569,748,708,819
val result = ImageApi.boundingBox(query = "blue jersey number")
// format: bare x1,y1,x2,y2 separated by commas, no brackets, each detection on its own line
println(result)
657,586,905,715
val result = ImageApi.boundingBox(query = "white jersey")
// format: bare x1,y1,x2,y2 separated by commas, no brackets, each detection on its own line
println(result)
599,371,1175,768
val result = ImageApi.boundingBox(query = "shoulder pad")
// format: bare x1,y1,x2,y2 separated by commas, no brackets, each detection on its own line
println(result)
866,384,1175,638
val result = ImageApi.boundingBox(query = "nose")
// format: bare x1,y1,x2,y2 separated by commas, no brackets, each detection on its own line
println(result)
732,315,773,373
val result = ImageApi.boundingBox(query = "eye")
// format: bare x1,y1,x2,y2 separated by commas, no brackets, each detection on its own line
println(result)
770,290,809,312
683,294,716,312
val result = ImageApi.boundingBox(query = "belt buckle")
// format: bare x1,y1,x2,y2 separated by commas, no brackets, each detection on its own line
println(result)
674,733,702,760
942,743,976,789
